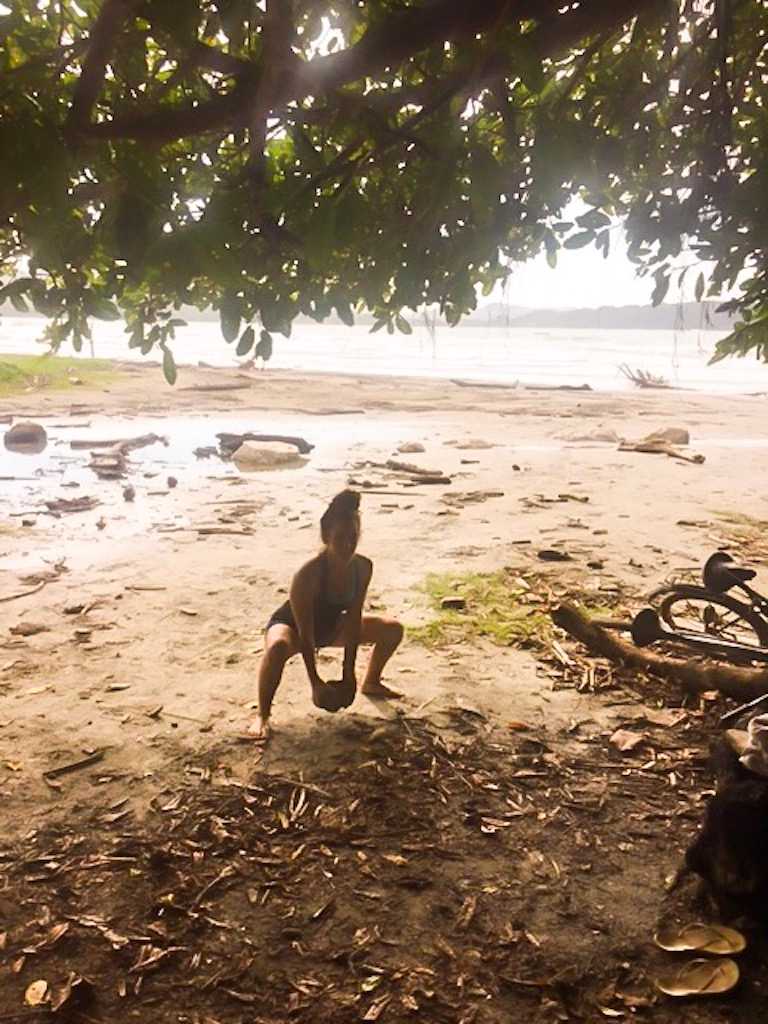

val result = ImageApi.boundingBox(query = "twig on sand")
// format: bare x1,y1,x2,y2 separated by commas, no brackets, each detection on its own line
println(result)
257,775,332,798
43,749,106,780
0,581,47,605
179,383,252,393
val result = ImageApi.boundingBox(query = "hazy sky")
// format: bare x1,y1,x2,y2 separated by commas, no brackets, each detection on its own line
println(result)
498,195,718,310
502,237,659,309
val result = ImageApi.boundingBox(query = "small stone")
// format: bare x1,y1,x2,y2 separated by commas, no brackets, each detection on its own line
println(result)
537,549,572,562
644,426,690,446
441,596,466,611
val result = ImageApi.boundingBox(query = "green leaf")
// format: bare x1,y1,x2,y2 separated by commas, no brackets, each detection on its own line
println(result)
304,201,337,267
220,293,241,343
695,272,705,303
335,302,354,327
255,329,273,361
546,250,557,269
162,345,177,386
395,313,412,335
651,271,670,307
9,292,28,313
236,325,255,356
86,295,121,321
576,209,611,231
563,230,595,250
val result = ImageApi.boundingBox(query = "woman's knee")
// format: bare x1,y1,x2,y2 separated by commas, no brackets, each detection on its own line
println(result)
265,633,297,663
382,617,404,646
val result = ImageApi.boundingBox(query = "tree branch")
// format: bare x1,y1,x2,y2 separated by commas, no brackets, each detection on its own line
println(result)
65,0,138,141
190,42,252,77
76,0,659,144
249,0,295,170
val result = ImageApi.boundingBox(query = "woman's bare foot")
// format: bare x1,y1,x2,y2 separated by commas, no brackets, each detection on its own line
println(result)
361,681,403,700
246,714,273,742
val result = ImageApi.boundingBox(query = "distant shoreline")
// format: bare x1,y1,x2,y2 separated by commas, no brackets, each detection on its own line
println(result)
0,299,734,332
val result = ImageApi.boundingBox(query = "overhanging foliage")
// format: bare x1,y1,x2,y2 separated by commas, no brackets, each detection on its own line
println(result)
1,0,766,378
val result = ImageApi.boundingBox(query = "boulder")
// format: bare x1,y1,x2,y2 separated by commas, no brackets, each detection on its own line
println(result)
4,421,47,453
561,428,622,443
232,441,307,470
644,427,690,446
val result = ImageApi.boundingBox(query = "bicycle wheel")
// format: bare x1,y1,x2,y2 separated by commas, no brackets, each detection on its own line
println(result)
650,584,768,648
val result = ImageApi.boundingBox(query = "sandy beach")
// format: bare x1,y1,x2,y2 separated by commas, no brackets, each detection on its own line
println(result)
4,362,768,813
2,363,768,1020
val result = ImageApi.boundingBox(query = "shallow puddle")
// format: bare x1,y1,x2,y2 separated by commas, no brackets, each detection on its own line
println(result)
0,411,405,574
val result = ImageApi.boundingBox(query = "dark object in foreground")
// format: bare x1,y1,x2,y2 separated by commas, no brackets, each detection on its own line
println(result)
686,738,768,920
312,678,355,713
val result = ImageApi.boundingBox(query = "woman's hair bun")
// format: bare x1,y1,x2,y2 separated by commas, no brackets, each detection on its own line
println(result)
320,489,360,539
328,489,360,515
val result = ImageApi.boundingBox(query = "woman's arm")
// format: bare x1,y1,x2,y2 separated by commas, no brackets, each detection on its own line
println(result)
343,557,373,683
289,564,323,686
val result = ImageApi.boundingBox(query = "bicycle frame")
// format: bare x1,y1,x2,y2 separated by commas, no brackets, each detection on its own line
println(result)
631,607,768,663
733,581,768,619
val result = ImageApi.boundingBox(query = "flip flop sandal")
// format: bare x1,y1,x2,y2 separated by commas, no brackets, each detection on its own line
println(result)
725,729,750,757
654,923,746,955
655,957,739,998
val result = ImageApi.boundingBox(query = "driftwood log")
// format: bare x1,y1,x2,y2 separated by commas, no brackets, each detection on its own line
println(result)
216,432,314,455
551,603,768,701
71,433,167,452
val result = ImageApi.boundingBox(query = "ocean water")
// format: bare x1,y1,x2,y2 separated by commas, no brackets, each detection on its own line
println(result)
1,315,766,394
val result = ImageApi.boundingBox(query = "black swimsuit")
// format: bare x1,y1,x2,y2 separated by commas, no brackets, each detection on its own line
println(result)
266,556,361,646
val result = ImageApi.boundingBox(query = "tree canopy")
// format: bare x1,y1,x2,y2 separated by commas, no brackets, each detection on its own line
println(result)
1,0,766,379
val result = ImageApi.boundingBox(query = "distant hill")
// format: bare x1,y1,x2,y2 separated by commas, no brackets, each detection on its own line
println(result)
1,299,734,331
500,301,734,331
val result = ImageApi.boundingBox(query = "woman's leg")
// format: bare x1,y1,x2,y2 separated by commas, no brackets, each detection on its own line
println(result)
248,624,299,738
332,615,404,698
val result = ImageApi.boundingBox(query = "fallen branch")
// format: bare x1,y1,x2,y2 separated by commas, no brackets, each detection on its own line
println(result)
383,459,450,479
217,432,314,454
178,383,252,392
450,379,519,390
618,440,705,464
196,527,253,537
523,383,593,392
71,433,167,453
551,603,768,701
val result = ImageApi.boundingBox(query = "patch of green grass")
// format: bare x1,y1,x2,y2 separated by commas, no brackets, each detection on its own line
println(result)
407,570,554,650
0,354,118,397
711,509,768,560
713,509,768,532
